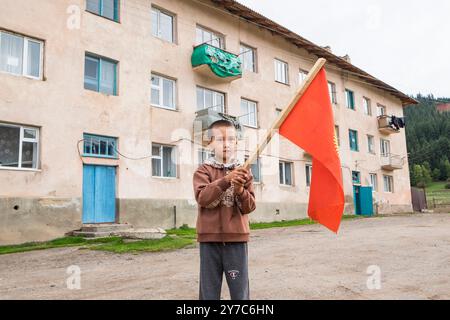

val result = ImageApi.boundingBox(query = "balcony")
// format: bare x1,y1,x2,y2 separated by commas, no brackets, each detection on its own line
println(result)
377,115,405,134
193,108,244,146
381,153,404,171
191,43,242,82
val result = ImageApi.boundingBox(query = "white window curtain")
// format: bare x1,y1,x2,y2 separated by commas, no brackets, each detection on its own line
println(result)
100,59,115,95
0,32,24,75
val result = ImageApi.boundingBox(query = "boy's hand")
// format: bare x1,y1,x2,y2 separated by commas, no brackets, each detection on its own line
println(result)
226,168,250,195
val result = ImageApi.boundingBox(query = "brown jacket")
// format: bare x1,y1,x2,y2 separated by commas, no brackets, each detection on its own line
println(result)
193,159,256,243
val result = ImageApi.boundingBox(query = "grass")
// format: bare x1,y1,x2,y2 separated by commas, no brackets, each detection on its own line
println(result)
425,181,450,206
0,214,367,256
0,236,121,255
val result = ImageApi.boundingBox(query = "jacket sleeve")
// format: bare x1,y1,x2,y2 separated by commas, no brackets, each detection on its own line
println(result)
193,165,231,209
235,173,256,215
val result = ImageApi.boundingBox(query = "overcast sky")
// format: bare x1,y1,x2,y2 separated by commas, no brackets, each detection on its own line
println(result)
239,0,450,98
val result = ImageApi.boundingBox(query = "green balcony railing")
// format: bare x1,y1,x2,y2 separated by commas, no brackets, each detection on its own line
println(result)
191,43,242,80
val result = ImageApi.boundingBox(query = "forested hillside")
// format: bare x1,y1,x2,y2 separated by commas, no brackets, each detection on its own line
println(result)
405,94,450,187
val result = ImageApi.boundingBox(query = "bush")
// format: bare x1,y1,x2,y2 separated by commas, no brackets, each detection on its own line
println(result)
445,183,450,189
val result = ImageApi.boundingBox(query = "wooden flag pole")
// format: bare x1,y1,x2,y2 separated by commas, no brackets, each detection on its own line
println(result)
242,58,327,170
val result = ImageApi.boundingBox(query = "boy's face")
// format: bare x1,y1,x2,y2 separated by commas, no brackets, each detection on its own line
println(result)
209,124,238,163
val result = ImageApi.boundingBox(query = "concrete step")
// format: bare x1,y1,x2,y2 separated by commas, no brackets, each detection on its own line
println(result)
80,223,132,233
72,230,116,238
112,228,166,240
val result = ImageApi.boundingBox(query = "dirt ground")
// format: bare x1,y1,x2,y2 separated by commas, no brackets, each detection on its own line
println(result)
0,213,449,300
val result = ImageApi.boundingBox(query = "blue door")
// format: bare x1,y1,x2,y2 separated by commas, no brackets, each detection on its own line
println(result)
353,185,374,216
83,165,116,223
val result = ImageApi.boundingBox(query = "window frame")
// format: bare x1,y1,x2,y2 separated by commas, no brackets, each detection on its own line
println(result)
299,68,308,84
305,163,313,187
279,160,294,186
151,143,177,179
239,43,257,73
380,138,391,157
274,58,289,85
240,98,258,128
86,0,120,22
345,89,355,110
363,97,372,116
0,122,40,170
377,104,387,116
151,73,176,110
335,125,340,146
196,86,225,113
349,129,359,152
245,156,261,183
151,6,176,44
328,81,337,104
367,134,375,154
195,25,224,49
352,171,361,185
84,53,118,96
383,175,394,193
369,173,378,192
83,133,118,159
0,30,44,80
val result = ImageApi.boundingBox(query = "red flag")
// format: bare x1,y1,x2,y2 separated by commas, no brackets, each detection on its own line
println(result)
279,68,344,233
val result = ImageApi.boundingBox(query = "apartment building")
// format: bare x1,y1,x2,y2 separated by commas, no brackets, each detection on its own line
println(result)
0,0,417,245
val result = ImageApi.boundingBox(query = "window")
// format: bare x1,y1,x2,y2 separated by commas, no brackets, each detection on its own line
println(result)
274,59,288,84
349,129,359,152
83,134,117,159
0,31,43,79
84,54,117,95
198,148,214,165
335,125,340,146
345,89,355,110
152,7,175,43
369,173,378,192
383,175,394,193
240,98,258,128
245,156,261,183
0,123,39,169
328,81,337,104
151,74,176,110
86,0,119,21
367,135,375,154
380,139,390,157
363,97,372,116
196,25,224,49
305,164,312,187
299,69,308,83
152,144,176,178
196,87,225,113
352,171,361,185
279,161,293,186
240,44,256,72
377,104,386,116
275,108,282,117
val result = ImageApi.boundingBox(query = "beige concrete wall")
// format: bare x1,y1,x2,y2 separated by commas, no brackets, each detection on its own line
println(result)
0,0,412,244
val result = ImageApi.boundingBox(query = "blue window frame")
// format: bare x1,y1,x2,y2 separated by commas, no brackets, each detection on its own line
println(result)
349,129,359,152
86,0,119,22
84,54,118,95
352,171,361,185
346,89,355,110
83,134,118,159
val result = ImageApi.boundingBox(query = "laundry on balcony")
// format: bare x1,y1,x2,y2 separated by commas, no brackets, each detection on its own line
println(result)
377,115,406,134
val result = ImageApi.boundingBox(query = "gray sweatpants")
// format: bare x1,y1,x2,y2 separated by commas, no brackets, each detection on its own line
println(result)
199,242,249,300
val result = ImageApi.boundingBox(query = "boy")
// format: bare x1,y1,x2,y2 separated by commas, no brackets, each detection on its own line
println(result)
193,119,256,300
